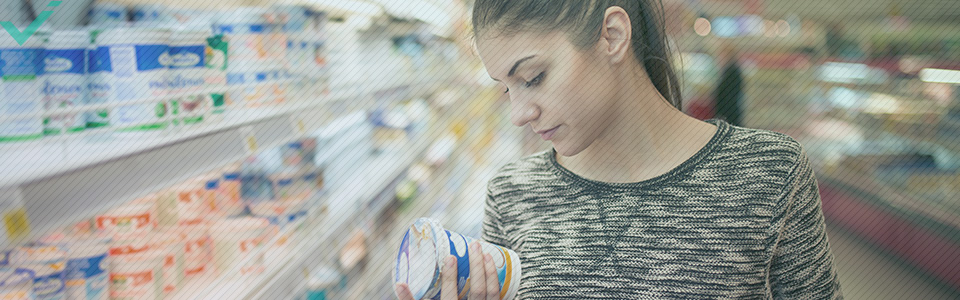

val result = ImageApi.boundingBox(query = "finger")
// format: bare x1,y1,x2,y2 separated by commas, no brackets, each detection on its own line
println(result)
395,283,415,300
440,255,458,300
484,254,500,300
469,242,486,300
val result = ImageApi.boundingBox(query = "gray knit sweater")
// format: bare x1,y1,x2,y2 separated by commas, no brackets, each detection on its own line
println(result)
482,119,843,299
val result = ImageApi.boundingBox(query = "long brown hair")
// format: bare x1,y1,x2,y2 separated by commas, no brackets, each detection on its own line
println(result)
472,0,683,109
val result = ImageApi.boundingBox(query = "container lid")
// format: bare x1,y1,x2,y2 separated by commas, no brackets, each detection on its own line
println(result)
394,218,444,299
11,246,66,264
204,178,220,190
0,267,34,287
223,172,241,181
97,28,170,45
169,29,211,43
46,30,90,48
102,203,153,216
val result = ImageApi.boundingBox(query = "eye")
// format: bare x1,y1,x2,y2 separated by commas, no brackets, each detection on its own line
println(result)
504,87,510,94
524,72,545,88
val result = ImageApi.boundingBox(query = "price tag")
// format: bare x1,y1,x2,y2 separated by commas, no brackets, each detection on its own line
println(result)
240,126,258,153
295,118,307,134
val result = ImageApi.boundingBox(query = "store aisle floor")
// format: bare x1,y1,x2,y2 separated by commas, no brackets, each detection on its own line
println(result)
828,224,960,299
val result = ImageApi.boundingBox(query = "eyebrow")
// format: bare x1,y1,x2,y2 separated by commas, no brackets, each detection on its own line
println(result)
509,55,537,77
491,55,537,82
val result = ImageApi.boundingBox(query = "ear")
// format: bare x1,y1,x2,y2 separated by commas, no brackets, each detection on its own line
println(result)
600,6,632,64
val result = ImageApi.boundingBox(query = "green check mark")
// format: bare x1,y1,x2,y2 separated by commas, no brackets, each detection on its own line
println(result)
1,1,60,46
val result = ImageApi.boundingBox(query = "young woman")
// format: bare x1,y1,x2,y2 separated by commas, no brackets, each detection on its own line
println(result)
398,0,843,299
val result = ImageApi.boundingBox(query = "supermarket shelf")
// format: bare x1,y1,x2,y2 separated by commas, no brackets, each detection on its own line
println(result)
4,73,449,238
183,112,447,300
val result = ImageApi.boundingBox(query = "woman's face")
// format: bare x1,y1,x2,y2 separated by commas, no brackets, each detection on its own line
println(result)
476,31,620,156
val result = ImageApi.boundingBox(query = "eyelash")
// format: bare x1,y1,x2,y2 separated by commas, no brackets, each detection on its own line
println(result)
525,72,545,88
503,72,546,94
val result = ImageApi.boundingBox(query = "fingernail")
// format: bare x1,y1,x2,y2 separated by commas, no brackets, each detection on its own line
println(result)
445,255,455,267
485,254,492,262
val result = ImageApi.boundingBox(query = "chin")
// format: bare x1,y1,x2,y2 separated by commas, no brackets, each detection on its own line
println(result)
553,140,588,157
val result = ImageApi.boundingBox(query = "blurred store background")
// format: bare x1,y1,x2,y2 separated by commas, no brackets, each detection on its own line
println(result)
0,0,957,299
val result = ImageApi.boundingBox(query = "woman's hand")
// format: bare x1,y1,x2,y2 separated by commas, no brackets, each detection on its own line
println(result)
395,241,502,300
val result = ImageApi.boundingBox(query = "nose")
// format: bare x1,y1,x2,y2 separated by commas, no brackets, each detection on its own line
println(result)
510,100,540,127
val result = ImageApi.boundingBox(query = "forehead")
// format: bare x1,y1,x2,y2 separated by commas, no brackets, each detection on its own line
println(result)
475,31,570,78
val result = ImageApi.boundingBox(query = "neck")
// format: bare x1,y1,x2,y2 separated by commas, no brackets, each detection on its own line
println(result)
557,70,716,183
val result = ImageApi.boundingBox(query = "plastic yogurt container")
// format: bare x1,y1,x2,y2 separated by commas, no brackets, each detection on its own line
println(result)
95,204,155,237
167,30,210,125
41,30,89,135
150,230,183,297
0,267,35,299
0,33,45,142
38,233,110,300
89,2,129,26
109,249,163,300
93,28,171,132
11,246,67,300
395,218,521,300
209,218,269,275
178,224,212,278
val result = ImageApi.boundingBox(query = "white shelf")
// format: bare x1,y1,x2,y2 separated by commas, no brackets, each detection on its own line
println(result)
172,114,444,300
4,73,449,238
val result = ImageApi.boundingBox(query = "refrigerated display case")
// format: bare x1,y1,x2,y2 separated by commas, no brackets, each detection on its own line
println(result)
792,61,960,289
0,1,485,299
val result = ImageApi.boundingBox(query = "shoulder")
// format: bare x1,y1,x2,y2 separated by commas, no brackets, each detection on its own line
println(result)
486,150,556,197
716,124,806,171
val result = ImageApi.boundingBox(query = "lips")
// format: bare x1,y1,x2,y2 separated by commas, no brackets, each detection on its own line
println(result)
536,125,560,140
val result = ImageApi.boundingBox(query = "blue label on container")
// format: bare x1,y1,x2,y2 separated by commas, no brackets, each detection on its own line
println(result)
88,47,111,73
444,230,471,298
43,49,86,75
1,268,34,288
32,270,65,300
65,254,107,300
65,254,106,281
0,48,44,78
42,81,84,96
166,46,205,69
133,45,168,71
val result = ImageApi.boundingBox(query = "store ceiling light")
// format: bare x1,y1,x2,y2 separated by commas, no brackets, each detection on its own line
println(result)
919,68,960,84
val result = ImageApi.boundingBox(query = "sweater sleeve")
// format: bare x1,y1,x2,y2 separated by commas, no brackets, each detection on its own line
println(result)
769,151,843,299
482,186,510,248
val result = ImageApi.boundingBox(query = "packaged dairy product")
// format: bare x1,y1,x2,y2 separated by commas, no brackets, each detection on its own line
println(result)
38,233,110,300
0,33,45,142
0,267,35,300
213,7,276,69
11,246,67,300
178,224,211,278
205,35,228,115
214,173,245,217
167,30,210,125
131,4,175,24
249,196,308,226
108,250,162,300
209,218,268,275
93,28,171,132
95,204,155,237
85,31,109,129
88,2,128,27
42,30,89,135
395,218,521,300
150,231,183,297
